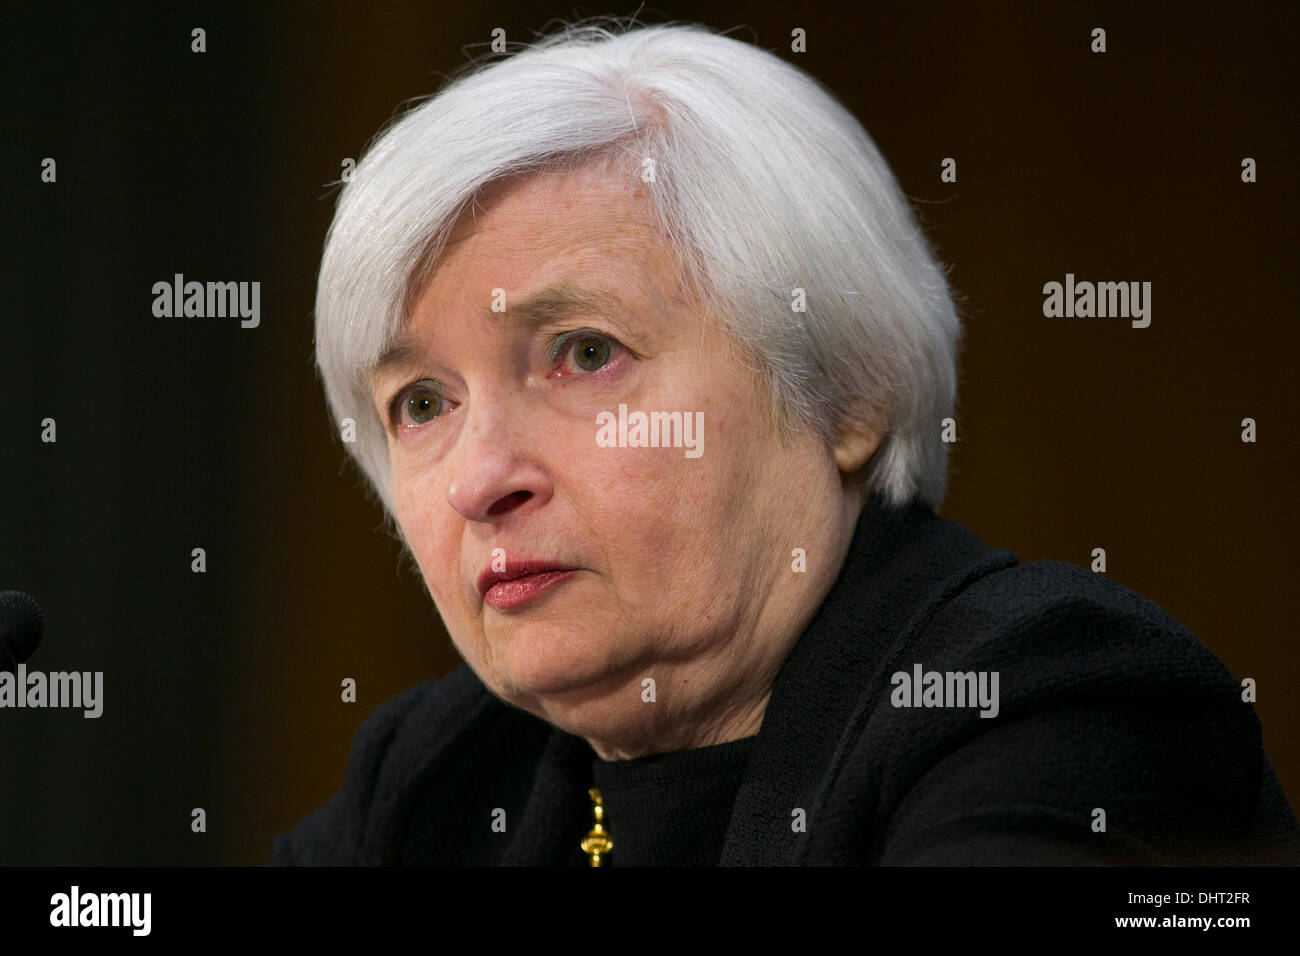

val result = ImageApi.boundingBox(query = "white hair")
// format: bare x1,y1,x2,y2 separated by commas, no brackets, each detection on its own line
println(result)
315,18,963,517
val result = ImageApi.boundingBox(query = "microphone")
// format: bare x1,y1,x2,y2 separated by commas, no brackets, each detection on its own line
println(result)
0,590,43,674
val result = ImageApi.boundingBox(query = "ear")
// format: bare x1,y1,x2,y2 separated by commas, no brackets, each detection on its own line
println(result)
832,414,885,476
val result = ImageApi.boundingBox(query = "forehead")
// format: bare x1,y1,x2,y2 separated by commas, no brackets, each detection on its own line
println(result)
440,161,660,266
407,161,682,323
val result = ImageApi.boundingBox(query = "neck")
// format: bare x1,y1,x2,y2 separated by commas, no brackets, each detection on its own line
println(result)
586,688,769,761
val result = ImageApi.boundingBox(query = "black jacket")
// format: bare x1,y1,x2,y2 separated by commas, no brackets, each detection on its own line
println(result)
270,496,1300,865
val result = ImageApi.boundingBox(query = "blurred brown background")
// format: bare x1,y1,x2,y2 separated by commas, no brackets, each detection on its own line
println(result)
2,0,1295,864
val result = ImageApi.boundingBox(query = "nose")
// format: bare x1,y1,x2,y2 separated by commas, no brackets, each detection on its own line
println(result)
445,401,553,523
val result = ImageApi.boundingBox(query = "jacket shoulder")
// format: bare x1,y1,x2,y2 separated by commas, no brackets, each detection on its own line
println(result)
920,558,1236,692
846,560,1299,863
268,664,491,865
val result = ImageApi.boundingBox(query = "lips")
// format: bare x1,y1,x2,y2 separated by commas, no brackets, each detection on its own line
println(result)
476,559,580,611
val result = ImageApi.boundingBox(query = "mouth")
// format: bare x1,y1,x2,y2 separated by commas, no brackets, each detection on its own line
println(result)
477,560,580,612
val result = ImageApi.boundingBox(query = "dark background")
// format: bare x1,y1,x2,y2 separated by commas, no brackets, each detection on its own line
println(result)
1,1,1295,865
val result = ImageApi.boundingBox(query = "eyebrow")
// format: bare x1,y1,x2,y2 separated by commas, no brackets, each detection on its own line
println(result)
367,280,626,387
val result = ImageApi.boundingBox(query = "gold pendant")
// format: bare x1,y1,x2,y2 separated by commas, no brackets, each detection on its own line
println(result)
580,787,613,866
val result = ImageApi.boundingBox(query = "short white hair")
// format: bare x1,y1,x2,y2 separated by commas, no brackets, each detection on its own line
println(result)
315,18,962,516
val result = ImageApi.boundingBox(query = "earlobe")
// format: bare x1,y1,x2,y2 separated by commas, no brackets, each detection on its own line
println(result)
833,422,884,476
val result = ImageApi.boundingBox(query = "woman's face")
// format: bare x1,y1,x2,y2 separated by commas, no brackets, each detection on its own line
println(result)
371,161,864,758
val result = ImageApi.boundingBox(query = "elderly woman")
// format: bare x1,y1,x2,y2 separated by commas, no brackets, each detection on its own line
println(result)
271,22,1298,866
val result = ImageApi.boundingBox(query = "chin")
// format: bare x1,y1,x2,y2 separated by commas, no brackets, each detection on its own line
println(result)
480,624,635,701
525,679,664,748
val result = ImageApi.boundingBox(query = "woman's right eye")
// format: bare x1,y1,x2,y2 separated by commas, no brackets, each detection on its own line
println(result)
391,380,444,429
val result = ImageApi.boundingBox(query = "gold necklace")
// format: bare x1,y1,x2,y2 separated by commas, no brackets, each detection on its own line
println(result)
580,787,613,866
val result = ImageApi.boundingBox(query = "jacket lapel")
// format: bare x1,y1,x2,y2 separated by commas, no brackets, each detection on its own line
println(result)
499,725,597,865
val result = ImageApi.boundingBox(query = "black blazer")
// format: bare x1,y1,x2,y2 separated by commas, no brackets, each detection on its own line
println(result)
270,496,1300,865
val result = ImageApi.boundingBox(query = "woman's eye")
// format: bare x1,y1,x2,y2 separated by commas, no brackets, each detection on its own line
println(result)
393,381,444,428
556,332,619,376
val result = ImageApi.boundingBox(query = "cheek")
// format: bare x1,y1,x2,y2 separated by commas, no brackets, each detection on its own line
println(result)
391,466,459,604
576,417,750,577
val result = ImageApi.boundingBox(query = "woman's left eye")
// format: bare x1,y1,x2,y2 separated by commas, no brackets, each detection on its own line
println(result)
551,331,623,377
